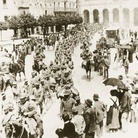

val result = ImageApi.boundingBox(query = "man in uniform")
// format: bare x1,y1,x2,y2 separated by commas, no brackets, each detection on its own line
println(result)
18,93,43,138
60,90,76,119
81,47,92,68
60,69,74,88
32,81,44,114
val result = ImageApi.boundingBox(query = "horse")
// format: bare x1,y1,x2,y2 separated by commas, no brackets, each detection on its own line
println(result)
83,59,93,80
0,73,16,92
45,35,56,50
5,121,35,138
32,60,43,73
9,59,25,81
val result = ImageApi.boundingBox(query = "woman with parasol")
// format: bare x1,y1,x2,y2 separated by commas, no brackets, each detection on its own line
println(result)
106,90,120,132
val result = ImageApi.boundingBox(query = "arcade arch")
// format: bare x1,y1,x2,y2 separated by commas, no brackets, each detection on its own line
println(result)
113,8,119,23
83,10,90,24
134,8,138,26
103,9,109,23
93,9,99,23
123,8,130,27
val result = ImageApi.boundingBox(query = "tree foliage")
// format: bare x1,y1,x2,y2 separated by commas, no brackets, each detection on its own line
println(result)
0,22,8,30
38,15,57,27
8,16,20,30
19,13,37,28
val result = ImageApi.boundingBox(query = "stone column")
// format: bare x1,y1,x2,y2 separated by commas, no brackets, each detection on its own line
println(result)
119,9,123,27
130,9,134,28
89,11,93,24
109,11,113,25
99,10,103,24
53,26,56,33
48,27,51,34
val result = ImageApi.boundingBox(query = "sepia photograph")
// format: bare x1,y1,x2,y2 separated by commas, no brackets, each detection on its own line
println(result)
0,0,138,138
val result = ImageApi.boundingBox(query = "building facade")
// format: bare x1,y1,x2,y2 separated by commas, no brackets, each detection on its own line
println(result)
52,0,77,16
80,0,138,28
0,0,18,21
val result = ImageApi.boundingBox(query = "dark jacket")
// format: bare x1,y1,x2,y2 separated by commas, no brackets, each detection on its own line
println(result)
120,92,131,113
63,121,78,138
93,101,106,124
83,107,97,134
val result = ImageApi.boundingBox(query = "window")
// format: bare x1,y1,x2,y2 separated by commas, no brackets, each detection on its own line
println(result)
45,10,47,15
4,16,8,21
3,0,6,4
54,2,55,10
58,2,60,7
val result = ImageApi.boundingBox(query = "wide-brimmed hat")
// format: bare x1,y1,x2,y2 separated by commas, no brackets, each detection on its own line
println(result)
93,94,99,100
64,90,71,96
34,81,39,86
72,107,78,114
12,81,17,85
121,86,130,91
85,99,92,107
64,69,70,74
20,93,27,101
30,95,36,100
1,92,6,98
75,96,80,101
3,103,14,111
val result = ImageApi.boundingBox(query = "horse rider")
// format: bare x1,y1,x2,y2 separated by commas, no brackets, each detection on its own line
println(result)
0,71,10,92
2,103,17,127
81,47,92,68
18,93,43,138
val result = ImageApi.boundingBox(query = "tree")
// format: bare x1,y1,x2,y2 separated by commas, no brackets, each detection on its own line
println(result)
0,21,8,41
56,15,71,31
70,14,83,24
0,22,8,30
38,15,57,36
8,15,20,37
19,13,37,38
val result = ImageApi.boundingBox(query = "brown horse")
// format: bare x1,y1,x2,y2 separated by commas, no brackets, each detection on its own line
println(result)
83,59,93,81
0,73,15,92
9,60,25,81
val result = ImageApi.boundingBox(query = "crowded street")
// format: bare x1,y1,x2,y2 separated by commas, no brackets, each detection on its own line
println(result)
1,26,138,138
1,0,138,138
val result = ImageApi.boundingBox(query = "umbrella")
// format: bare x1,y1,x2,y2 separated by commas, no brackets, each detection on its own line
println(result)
103,78,125,88
119,45,131,49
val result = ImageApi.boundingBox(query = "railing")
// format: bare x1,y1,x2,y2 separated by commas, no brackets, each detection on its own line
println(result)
54,7,77,12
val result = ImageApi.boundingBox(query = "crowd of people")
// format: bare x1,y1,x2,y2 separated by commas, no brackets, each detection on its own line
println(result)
0,23,138,138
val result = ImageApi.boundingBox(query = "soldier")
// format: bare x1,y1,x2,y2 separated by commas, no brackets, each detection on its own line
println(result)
18,93,43,138
2,103,17,127
60,69,74,88
60,90,76,119
81,47,92,68
32,81,44,114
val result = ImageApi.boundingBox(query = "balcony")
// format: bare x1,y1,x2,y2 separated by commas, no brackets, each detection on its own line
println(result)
54,7,77,13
